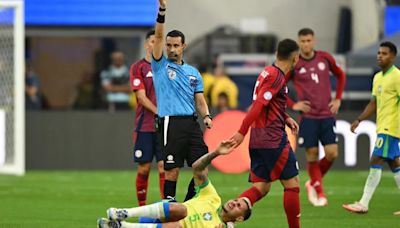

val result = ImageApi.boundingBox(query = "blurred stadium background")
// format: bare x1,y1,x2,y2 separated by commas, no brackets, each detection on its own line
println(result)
1,0,400,227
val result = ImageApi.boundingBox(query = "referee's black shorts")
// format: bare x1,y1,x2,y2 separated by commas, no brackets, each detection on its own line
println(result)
157,115,208,170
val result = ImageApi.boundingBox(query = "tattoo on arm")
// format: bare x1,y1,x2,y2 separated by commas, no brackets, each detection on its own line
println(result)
193,151,219,172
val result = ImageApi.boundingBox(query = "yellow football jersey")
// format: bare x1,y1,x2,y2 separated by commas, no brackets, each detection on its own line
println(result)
179,180,224,228
372,65,400,138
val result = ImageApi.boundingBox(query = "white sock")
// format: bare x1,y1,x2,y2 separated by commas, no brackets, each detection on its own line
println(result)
120,222,159,228
122,202,166,219
359,168,382,208
394,170,400,190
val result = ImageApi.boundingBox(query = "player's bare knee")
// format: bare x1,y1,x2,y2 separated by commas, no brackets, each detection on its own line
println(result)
165,168,179,181
325,151,338,161
157,161,164,173
138,163,151,175
169,203,187,220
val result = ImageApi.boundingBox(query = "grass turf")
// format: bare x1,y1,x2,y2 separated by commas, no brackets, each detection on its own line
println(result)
0,170,399,227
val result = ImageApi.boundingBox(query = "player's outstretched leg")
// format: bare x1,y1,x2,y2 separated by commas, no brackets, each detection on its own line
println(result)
97,218,121,228
98,218,164,228
342,165,382,214
107,201,187,222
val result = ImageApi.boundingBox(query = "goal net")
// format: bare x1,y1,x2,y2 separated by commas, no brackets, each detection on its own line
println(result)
0,1,25,175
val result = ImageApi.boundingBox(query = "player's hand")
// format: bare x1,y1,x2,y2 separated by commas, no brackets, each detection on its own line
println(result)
285,117,299,135
215,222,234,228
293,100,311,113
204,116,213,129
159,0,166,9
329,99,341,114
350,119,360,133
229,132,244,148
216,141,235,155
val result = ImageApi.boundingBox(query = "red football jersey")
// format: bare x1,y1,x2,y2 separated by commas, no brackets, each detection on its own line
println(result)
130,59,157,132
287,50,346,118
240,64,289,149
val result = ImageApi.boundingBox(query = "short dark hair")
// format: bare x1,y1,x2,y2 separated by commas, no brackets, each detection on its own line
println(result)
277,39,299,60
242,198,252,221
145,30,155,39
298,28,314,37
380,41,397,56
166,30,185,44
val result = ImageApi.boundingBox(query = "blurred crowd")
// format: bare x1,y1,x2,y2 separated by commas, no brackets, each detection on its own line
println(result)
26,51,239,116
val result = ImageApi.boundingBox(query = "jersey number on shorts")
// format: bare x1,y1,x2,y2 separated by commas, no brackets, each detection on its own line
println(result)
375,137,384,149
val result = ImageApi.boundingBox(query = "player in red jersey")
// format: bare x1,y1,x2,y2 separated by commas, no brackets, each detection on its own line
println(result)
130,30,165,206
286,28,346,206
230,39,301,228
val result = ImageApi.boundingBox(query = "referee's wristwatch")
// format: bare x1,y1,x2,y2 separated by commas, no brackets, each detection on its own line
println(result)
204,114,212,120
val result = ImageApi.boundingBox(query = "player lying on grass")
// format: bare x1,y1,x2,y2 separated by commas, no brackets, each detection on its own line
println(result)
97,141,252,228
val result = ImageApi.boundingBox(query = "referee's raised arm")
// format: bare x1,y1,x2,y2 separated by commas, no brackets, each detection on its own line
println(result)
153,0,166,60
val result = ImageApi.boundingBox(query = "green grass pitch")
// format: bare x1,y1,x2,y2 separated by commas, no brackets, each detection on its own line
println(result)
0,170,399,227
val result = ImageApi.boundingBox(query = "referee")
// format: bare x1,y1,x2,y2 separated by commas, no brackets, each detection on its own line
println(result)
152,0,213,202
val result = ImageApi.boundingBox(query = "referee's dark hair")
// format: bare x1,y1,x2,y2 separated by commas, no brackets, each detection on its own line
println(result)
380,41,397,56
167,30,185,44
146,30,155,39
298,28,314,37
277,39,299,60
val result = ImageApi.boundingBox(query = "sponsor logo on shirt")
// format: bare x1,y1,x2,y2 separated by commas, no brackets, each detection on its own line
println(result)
261,70,269,78
146,71,153,77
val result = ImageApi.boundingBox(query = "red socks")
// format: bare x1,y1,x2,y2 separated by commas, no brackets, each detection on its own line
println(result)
319,157,333,177
239,186,264,206
159,172,165,199
136,173,149,206
307,161,325,197
284,187,300,228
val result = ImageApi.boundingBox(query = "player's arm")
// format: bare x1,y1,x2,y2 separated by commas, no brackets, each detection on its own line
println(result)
350,98,376,133
153,0,166,61
192,141,234,186
285,70,311,112
195,93,212,128
326,53,346,114
230,74,282,147
135,90,157,114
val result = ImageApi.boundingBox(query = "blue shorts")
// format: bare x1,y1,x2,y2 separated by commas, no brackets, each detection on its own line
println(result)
133,132,162,163
249,137,299,182
372,134,400,160
298,117,337,148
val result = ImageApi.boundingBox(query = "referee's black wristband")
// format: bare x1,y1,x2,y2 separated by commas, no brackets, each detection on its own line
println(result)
159,7,166,12
204,114,212,120
156,13,165,23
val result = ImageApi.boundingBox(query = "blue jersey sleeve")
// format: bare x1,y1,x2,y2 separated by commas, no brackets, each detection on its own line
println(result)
195,70,204,93
151,55,167,74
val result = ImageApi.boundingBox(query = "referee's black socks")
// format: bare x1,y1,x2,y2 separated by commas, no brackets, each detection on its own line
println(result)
164,180,177,201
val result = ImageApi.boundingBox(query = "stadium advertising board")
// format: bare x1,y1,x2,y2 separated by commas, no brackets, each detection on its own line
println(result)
204,111,377,173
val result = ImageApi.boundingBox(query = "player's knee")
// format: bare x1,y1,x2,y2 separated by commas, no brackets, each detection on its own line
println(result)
137,164,151,175
325,150,338,161
169,203,187,220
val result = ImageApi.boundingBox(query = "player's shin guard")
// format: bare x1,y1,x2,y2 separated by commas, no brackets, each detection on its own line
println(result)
284,187,300,228
239,186,264,206
159,172,165,199
307,161,325,197
184,178,196,202
120,201,170,220
319,157,333,177
120,221,162,228
164,180,177,201
359,166,382,208
393,167,400,190
136,173,149,206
